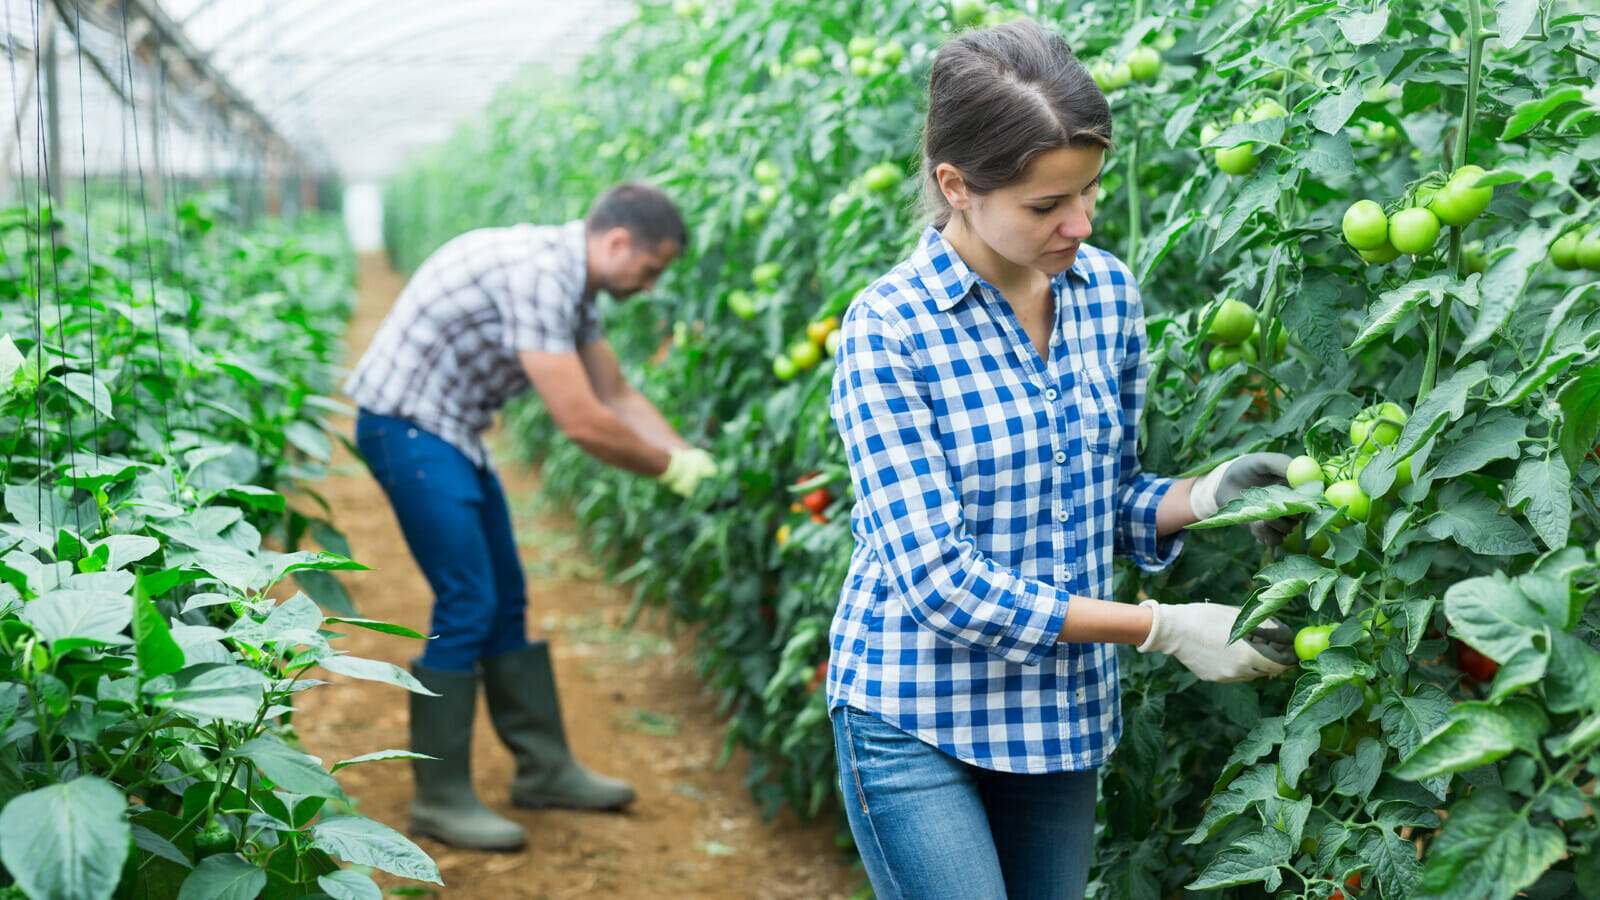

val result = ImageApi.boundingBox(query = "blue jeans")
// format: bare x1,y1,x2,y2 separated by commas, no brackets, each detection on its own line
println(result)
354,411,528,672
831,706,1097,900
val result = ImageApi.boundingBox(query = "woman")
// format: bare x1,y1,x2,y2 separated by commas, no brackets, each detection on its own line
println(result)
826,20,1297,900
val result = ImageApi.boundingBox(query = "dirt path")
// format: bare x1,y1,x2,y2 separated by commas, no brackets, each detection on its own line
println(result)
293,253,859,899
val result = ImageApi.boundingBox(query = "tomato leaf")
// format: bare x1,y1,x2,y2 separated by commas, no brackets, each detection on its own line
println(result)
1432,412,1525,478
1425,490,1538,556
1279,278,1345,371
1500,86,1584,140
1396,699,1548,781
1298,131,1356,176
1350,275,1448,352
1189,484,1318,530
1543,631,1600,715
1409,787,1564,900
1461,227,1551,356
1310,88,1365,135
1332,7,1389,45
1505,452,1571,550
1330,737,1384,800
1362,826,1425,899
1392,362,1489,461
1493,0,1542,45
1215,170,1284,247
1556,365,1600,471
1186,828,1292,891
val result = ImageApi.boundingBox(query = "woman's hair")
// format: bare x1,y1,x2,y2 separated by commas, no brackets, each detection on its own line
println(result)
586,182,690,251
921,20,1112,225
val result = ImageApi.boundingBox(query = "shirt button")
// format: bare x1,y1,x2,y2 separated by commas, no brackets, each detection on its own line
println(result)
1045,388,1059,401
1054,451,1067,465
1057,507,1069,522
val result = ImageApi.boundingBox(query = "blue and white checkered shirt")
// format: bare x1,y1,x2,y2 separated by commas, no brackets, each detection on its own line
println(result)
826,225,1183,774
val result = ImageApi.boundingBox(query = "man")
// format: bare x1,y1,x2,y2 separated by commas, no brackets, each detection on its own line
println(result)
345,183,717,851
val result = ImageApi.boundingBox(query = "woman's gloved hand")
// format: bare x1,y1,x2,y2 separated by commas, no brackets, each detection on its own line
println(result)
1136,599,1295,682
1188,452,1296,545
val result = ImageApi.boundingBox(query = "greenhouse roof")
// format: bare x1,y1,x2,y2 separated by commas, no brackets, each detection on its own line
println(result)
1,0,636,182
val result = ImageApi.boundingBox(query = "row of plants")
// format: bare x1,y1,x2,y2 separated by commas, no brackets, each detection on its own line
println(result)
384,0,1600,896
0,198,440,899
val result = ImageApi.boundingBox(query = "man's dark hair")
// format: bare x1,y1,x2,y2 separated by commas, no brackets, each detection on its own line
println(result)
585,183,689,251
922,20,1112,226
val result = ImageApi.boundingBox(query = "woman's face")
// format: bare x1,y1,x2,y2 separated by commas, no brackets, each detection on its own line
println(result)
943,144,1105,275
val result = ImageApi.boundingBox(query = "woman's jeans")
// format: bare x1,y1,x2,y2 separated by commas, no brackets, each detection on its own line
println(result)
831,706,1098,900
355,411,528,672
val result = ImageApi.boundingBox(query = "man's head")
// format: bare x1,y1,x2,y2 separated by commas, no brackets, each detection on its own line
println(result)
584,183,688,299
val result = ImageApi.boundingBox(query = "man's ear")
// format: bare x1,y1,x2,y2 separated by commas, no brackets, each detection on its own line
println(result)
934,163,972,212
601,226,635,260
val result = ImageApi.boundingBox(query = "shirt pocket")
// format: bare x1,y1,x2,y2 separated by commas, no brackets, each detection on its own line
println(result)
1077,363,1124,456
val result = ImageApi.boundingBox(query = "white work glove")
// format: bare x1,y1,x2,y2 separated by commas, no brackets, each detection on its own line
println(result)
1188,452,1296,545
1136,599,1295,682
657,447,718,496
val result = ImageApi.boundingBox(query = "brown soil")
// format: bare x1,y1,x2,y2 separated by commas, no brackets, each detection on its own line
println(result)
292,253,859,899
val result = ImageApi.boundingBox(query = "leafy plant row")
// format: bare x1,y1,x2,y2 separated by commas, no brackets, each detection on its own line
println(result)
384,0,1600,896
0,201,440,900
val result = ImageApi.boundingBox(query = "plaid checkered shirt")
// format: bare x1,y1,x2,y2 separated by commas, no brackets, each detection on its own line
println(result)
826,225,1184,774
344,221,601,468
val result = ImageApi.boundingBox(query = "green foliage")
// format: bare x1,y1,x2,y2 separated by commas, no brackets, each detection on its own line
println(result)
0,204,439,899
385,0,1600,896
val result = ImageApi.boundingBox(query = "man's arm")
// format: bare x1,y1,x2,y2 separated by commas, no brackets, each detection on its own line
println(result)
577,340,692,451
519,348,672,476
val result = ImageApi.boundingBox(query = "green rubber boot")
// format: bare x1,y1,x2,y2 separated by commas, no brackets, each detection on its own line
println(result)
407,663,526,851
481,642,636,811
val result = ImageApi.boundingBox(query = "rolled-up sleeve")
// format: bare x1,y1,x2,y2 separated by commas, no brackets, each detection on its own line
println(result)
1113,298,1184,571
832,305,1068,666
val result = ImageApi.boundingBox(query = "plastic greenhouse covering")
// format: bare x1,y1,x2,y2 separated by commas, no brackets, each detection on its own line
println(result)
0,0,635,186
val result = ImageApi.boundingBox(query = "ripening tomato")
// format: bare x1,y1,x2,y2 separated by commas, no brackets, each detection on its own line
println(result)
789,341,823,370
802,487,832,516
1457,641,1498,683
807,317,839,346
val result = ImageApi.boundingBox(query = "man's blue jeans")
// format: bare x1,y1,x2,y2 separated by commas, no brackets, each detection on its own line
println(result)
831,706,1098,900
355,411,528,672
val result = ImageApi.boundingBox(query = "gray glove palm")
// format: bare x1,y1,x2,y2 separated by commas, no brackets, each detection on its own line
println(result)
1189,452,1295,545
1136,600,1295,681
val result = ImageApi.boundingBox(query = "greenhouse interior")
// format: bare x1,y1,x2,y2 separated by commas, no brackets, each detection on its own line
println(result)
0,0,1597,898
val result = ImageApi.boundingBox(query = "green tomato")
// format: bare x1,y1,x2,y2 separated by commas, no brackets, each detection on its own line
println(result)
752,262,782,287
1286,455,1324,488
850,56,873,77
1208,298,1257,345
194,823,235,860
1359,241,1401,264
952,0,987,26
1294,624,1335,661
1215,143,1257,176
1325,479,1371,522
1105,62,1133,89
862,162,905,193
1388,207,1441,255
1463,243,1487,274
789,340,823,370
875,41,906,66
1250,99,1288,122
726,290,758,321
824,329,842,356
1207,342,1257,371
791,45,824,69
773,354,797,380
1578,232,1600,271
1341,200,1388,250
1127,46,1162,82
753,159,782,185
1253,320,1288,355
757,184,781,207
848,36,876,59
1551,231,1583,271
1428,165,1493,227
1199,123,1220,145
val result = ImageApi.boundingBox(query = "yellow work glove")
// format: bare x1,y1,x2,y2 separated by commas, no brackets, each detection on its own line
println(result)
657,447,718,496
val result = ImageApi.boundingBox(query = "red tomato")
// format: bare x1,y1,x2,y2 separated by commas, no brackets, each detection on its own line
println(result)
806,660,828,693
1457,641,1498,683
802,487,833,516
1331,873,1362,899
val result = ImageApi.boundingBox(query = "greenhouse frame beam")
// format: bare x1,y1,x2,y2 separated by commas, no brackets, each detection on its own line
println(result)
60,0,318,172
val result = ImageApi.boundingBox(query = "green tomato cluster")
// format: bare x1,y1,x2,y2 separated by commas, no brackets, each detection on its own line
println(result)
1551,225,1600,272
1342,165,1494,264
1202,298,1260,371
1202,99,1287,177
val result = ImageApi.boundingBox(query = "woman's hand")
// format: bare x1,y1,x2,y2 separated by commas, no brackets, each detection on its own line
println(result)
1134,599,1294,682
